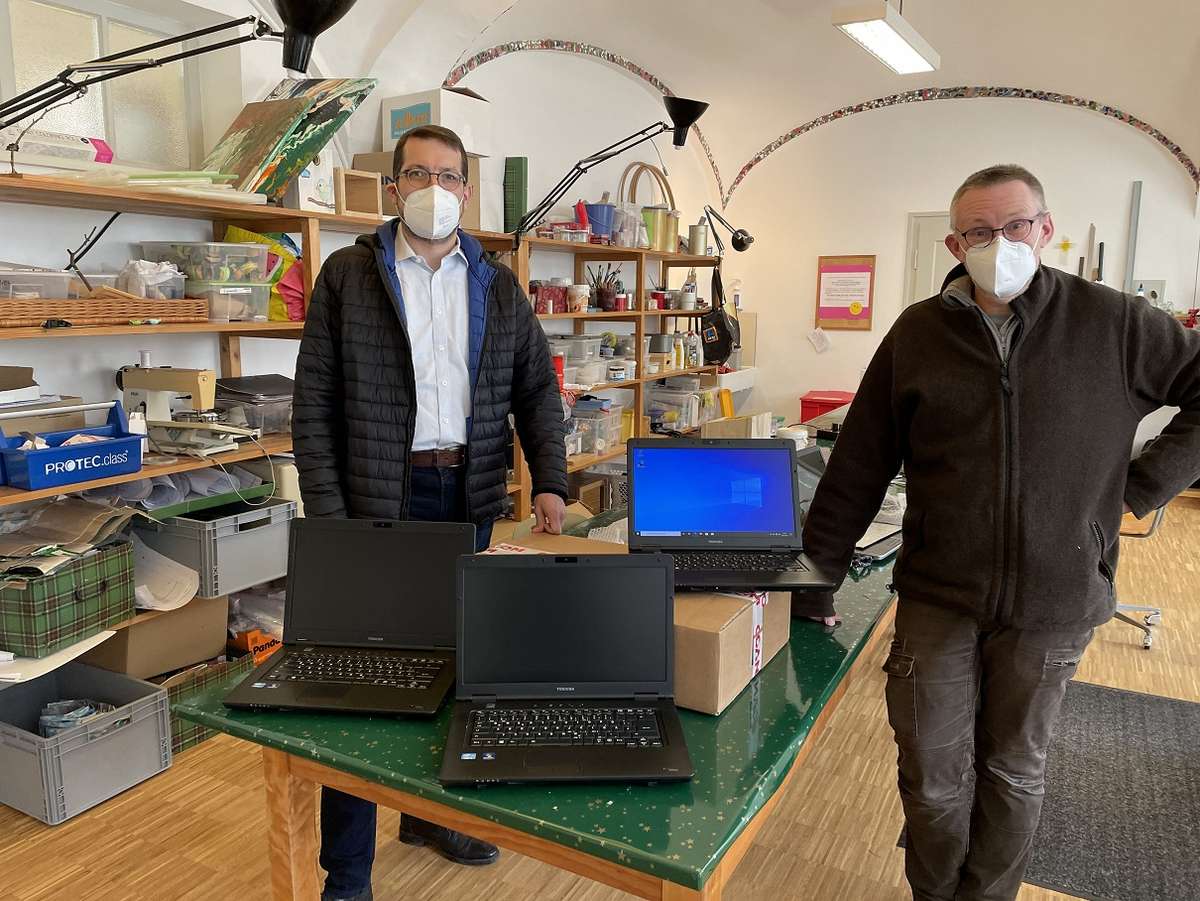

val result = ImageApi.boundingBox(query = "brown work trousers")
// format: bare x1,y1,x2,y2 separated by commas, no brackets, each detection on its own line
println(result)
884,596,1094,901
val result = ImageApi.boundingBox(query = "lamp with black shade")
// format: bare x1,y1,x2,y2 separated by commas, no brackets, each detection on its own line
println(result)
513,95,709,248
0,0,358,168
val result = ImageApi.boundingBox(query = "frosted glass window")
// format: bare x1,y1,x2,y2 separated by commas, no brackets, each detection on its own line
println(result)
9,0,105,139
108,22,188,168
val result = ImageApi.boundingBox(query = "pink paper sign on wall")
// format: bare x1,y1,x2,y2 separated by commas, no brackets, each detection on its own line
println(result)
816,255,875,330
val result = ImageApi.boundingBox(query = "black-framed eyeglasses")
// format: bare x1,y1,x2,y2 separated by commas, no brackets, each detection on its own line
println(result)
399,167,467,191
957,212,1048,249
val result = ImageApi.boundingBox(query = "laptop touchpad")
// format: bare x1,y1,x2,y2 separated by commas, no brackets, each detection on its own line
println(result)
522,758,583,778
300,684,350,701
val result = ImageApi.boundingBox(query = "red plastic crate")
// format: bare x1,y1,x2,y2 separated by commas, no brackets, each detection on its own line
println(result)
800,390,856,423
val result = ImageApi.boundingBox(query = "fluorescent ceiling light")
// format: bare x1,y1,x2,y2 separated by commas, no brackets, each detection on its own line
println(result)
833,1,940,74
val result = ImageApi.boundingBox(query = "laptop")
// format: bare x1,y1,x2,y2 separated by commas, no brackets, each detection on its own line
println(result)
627,438,837,591
439,554,694,786
224,518,474,716
797,443,902,562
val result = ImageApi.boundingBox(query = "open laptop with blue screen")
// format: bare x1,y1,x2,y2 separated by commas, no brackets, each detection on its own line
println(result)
627,438,837,591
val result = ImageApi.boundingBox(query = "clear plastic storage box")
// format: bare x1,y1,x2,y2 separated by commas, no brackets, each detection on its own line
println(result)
214,398,292,435
188,281,271,322
564,336,603,361
0,662,171,825
0,270,116,299
572,408,623,455
139,242,270,283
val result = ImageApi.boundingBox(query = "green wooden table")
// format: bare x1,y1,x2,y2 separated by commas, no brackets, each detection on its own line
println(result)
175,562,896,900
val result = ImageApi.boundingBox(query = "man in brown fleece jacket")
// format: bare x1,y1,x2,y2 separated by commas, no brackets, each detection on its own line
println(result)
798,164,1200,900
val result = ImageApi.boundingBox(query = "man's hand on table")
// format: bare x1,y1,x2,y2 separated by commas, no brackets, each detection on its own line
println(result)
532,493,566,534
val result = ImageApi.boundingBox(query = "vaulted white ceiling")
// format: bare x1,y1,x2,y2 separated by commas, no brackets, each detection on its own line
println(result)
210,0,1199,201
337,0,1199,195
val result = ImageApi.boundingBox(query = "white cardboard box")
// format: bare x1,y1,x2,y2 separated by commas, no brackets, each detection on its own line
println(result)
380,87,492,157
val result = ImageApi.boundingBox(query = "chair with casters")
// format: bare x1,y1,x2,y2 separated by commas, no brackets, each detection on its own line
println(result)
1114,505,1166,650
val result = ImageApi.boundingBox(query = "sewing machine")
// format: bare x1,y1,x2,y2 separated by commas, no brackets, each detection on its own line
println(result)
117,363,258,456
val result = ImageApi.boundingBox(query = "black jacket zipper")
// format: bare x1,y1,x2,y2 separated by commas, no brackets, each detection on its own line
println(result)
979,310,1021,625
994,359,1014,622
1092,521,1115,592
372,242,418,520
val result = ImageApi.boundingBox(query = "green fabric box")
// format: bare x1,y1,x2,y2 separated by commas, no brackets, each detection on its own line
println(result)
0,540,135,658
163,655,256,754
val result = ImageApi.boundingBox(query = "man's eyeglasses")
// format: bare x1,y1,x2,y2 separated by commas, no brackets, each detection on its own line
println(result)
957,212,1048,249
398,167,467,191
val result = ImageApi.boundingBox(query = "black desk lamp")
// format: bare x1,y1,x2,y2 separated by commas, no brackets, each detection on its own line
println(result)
513,95,709,247
0,0,357,159
703,205,754,254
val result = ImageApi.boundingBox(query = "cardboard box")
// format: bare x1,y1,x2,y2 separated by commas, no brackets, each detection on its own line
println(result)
500,535,791,715
380,87,492,157
79,595,229,679
0,395,86,436
700,412,773,439
0,366,41,406
353,151,482,230
674,591,790,715
229,627,281,665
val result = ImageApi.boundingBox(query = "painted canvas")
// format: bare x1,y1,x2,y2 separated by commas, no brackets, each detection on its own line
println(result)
202,98,313,192
255,77,378,199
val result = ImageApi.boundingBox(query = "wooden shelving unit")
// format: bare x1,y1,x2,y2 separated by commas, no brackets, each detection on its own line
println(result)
0,174,726,521
0,321,304,341
0,434,292,509
502,231,725,509
566,445,626,474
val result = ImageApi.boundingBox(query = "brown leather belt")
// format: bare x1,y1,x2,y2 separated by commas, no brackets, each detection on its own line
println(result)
410,446,467,468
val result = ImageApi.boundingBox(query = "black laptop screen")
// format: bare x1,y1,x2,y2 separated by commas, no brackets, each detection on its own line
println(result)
459,560,671,692
285,520,473,649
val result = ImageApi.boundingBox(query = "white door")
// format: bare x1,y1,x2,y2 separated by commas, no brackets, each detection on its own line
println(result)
904,213,958,307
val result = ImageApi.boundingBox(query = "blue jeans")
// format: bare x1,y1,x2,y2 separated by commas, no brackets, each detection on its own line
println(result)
319,466,492,897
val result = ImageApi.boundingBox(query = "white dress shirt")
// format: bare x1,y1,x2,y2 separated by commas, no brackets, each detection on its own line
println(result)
394,227,472,451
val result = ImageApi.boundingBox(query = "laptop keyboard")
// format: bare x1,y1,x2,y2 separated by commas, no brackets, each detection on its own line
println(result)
265,650,445,690
673,550,808,572
467,705,663,748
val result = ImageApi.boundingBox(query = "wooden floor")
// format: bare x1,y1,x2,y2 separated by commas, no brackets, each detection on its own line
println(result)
1,499,1196,901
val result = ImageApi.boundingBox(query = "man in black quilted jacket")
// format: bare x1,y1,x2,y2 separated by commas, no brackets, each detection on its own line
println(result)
293,125,568,901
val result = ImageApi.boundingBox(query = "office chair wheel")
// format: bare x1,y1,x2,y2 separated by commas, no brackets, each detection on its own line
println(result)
1145,613,1162,626
1142,634,1154,650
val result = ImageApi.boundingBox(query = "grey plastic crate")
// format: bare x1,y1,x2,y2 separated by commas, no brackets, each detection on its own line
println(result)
134,497,296,597
0,662,171,825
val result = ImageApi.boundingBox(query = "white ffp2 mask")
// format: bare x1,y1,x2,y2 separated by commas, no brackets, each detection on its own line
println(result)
401,184,462,240
964,236,1038,302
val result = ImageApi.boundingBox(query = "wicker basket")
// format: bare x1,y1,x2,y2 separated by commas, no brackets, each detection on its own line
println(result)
0,297,209,328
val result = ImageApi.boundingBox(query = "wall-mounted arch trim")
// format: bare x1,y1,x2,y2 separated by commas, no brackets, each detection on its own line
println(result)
727,86,1200,206
444,39,726,201
446,42,1200,210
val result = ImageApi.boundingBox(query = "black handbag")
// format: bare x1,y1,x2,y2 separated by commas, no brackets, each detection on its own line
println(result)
701,266,738,365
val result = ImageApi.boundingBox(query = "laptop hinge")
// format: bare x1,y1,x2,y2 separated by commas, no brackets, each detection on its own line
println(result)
469,695,498,705
634,692,662,702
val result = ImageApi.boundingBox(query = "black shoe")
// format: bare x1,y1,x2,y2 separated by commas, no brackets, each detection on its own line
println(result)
321,888,372,901
398,814,499,866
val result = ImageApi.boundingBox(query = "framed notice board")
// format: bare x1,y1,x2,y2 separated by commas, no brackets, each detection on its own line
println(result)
815,255,875,330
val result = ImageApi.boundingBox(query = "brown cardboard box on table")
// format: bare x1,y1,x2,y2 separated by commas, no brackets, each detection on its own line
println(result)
498,534,791,715
79,595,229,679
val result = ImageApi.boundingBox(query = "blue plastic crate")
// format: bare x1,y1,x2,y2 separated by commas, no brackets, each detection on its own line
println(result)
0,403,141,490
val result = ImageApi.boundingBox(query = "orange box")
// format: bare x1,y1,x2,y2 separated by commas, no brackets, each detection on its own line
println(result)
228,628,281,665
